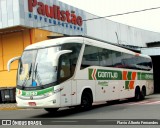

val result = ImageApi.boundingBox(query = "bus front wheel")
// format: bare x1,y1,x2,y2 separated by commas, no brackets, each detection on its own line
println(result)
81,92,93,110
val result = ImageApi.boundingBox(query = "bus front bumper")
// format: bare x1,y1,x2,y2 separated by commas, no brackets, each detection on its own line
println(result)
16,95,60,108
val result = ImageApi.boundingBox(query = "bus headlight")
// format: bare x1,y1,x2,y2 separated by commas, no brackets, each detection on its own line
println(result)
44,92,53,97
43,88,63,97
53,88,63,94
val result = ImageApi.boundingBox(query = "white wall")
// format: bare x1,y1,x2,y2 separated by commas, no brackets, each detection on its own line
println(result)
85,13,160,47
141,47,160,55
0,0,20,28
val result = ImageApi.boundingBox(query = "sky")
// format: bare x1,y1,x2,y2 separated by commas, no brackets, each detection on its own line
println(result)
59,0,160,33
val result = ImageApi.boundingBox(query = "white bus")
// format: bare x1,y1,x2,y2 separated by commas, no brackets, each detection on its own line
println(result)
7,36,154,113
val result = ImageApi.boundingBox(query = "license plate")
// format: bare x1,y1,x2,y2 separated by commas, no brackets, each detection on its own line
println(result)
28,102,36,106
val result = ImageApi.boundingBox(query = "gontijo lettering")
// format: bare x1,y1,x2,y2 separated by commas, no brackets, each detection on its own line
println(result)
88,69,122,80
98,72,118,79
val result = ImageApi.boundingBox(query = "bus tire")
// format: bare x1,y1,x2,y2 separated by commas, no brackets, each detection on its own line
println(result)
44,108,59,113
140,87,146,100
81,92,92,110
134,87,141,101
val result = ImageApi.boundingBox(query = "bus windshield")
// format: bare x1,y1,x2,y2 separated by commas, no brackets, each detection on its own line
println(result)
17,46,61,88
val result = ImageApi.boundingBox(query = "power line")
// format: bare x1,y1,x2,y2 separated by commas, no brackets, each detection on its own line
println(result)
37,6,160,29
83,6,160,21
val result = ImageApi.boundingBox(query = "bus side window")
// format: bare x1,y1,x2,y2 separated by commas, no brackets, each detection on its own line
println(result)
112,51,123,68
58,54,71,83
81,45,99,69
61,43,82,75
99,48,113,67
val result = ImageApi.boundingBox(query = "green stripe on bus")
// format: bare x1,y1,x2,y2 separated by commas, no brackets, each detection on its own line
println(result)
125,81,130,89
89,68,94,80
137,72,141,80
127,72,132,80
89,68,153,81
140,73,153,80
21,87,54,96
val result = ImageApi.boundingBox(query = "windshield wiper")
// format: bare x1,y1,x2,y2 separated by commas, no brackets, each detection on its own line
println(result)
34,63,43,88
29,63,32,78
22,63,32,89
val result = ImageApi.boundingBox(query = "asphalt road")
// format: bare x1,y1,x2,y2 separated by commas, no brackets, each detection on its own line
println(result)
0,94,160,128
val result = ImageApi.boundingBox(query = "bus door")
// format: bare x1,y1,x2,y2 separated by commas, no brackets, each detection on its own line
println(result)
59,54,72,107
59,53,77,106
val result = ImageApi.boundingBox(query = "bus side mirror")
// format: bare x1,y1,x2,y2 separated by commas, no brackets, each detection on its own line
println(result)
7,56,21,72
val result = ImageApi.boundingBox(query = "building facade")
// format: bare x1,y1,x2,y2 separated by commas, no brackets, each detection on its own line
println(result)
0,0,160,101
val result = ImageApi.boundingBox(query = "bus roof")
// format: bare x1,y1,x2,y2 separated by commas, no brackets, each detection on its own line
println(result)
24,37,150,59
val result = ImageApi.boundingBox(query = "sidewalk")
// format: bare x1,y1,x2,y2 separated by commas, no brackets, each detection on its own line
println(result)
0,103,19,110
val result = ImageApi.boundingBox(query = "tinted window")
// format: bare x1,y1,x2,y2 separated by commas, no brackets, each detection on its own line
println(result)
99,48,113,67
58,54,71,83
80,44,152,71
81,45,99,69
112,51,123,68
121,54,152,71
61,43,82,75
